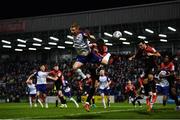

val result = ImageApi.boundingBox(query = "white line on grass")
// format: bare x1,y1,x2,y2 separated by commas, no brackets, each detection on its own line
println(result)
68,108,137,116
96,106,143,108
17,108,137,119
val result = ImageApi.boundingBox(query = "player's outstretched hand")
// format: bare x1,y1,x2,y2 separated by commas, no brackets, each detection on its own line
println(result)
147,53,153,56
128,57,133,61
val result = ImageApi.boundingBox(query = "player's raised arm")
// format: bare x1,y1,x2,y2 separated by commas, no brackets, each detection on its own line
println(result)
26,73,36,84
128,55,136,61
83,29,96,43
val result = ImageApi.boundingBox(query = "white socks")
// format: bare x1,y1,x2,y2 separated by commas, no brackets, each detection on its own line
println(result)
76,69,86,79
29,97,32,107
102,97,106,108
70,97,79,108
38,99,44,108
45,97,48,108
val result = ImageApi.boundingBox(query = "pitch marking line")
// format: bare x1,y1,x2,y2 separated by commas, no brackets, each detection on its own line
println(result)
17,108,138,119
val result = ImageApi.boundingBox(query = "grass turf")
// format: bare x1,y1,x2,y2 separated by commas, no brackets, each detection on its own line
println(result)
0,102,179,119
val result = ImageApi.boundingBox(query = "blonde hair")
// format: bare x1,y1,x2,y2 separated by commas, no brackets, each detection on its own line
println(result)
70,22,80,29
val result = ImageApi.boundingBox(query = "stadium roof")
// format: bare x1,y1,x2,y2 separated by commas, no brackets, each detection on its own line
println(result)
0,0,176,20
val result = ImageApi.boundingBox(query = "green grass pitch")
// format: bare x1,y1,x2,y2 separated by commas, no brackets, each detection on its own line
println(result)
0,102,179,119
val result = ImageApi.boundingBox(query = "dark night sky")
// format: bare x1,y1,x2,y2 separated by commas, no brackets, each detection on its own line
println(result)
0,0,176,20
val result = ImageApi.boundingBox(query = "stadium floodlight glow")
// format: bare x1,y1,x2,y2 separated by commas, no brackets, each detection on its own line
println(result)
1,40,11,44
17,39,26,43
3,45,12,48
57,46,65,49
33,38,42,42
67,35,73,40
49,36,59,41
168,26,176,32
105,43,113,46
119,38,126,41
122,42,130,45
138,36,146,39
28,48,37,51
103,39,108,43
65,41,73,44
48,42,57,45
44,47,51,50
124,30,133,36
160,39,168,42
104,32,113,37
15,49,23,51
145,29,154,34
144,41,148,43
17,44,26,47
159,34,167,38
32,43,41,46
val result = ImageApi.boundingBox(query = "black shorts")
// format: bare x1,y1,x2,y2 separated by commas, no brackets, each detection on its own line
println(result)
144,80,156,96
84,86,91,95
128,91,136,98
167,75,175,88
144,58,157,78
55,80,62,91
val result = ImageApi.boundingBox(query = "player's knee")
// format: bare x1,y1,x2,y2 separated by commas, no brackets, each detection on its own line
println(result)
101,93,105,97
73,65,78,70
101,59,108,65
59,93,63,97
171,88,176,95
36,92,40,96
43,94,46,98
149,92,152,96
73,63,81,70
